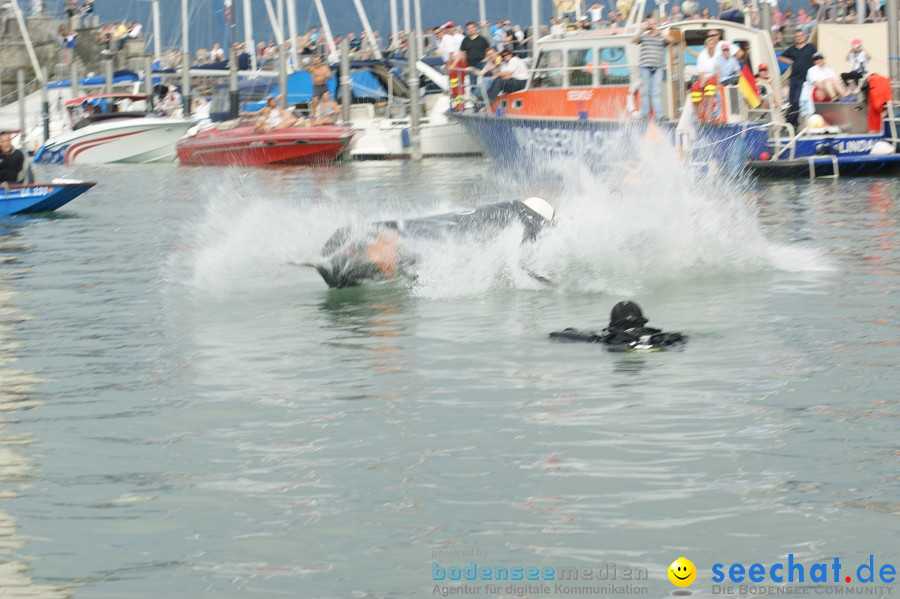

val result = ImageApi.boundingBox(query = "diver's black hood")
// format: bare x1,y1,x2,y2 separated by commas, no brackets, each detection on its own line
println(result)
609,300,648,329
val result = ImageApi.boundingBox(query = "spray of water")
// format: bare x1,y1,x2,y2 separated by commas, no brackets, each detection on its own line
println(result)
175,130,828,299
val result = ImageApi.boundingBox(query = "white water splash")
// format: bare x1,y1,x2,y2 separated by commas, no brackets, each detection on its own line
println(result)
174,132,829,298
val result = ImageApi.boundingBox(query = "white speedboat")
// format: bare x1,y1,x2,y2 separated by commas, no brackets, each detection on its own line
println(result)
34,94,195,165
349,94,482,159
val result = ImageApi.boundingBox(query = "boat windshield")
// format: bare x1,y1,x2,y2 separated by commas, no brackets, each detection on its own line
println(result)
68,97,151,115
531,50,565,88
530,45,631,89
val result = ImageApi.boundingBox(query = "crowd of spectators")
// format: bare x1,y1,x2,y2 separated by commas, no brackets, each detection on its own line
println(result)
98,21,142,54
56,0,146,60
47,0,889,121
235,20,543,67
63,0,92,19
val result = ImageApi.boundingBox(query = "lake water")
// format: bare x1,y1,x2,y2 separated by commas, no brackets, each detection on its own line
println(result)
0,156,897,599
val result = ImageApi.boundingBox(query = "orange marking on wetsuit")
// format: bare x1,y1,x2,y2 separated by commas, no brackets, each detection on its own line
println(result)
366,231,400,278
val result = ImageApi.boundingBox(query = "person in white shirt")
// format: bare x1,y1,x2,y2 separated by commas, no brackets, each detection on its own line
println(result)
685,33,719,85
486,49,528,107
549,17,567,38
437,22,463,63
210,42,225,62
806,52,847,100
841,39,869,94
589,2,605,28
714,42,741,85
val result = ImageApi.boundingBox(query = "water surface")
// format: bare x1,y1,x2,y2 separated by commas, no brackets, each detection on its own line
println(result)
0,158,897,598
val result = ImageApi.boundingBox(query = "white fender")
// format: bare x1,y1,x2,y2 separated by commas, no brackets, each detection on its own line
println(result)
626,80,641,116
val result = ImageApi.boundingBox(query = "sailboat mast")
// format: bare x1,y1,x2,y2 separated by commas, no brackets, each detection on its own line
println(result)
263,0,285,45
277,0,284,41
181,0,191,115
9,0,45,84
286,0,299,70
887,0,899,83
352,0,383,60
414,0,423,58
389,0,399,52
403,0,411,34
243,0,257,71
152,0,161,61
312,0,336,56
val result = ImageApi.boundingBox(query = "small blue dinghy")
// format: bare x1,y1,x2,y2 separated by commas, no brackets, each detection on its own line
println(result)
0,179,95,216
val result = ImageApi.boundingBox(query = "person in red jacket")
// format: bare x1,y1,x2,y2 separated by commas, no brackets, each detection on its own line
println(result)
865,73,891,133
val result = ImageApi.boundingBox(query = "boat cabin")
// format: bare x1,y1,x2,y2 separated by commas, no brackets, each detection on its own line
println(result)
494,19,777,123
65,94,154,130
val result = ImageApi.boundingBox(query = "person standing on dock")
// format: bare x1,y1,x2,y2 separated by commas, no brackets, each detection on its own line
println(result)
778,30,817,127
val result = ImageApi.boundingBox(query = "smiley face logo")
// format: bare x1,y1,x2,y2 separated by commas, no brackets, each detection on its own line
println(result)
668,557,696,587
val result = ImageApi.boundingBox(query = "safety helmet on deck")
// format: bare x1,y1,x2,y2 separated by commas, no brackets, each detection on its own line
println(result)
609,300,649,328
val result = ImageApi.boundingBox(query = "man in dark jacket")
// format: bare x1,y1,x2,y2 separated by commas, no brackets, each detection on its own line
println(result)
779,30,817,128
0,132,25,184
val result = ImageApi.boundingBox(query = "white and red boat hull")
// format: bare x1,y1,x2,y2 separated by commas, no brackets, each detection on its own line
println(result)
36,117,195,165
176,123,355,166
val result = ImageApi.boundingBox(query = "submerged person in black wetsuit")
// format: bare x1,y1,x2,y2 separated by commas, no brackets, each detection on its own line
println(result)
0,132,25,185
550,300,687,351
313,197,556,288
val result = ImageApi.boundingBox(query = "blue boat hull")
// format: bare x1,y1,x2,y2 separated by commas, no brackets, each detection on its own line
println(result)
0,182,96,216
450,112,769,173
750,153,900,178
752,130,900,178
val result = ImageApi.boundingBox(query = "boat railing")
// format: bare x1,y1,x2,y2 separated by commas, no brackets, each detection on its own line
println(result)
771,121,802,161
807,154,840,179
475,77,492,112
884,85,900,147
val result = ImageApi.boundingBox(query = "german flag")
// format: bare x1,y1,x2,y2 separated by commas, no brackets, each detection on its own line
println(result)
738,62,761,109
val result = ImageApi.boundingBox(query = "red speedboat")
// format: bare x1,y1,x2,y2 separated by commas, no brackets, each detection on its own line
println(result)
176,122,355,166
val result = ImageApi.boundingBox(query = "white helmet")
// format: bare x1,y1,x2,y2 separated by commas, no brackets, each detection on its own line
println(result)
521,197,555,222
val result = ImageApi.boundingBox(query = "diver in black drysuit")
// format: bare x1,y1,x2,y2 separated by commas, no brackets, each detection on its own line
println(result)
550,300,687,351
